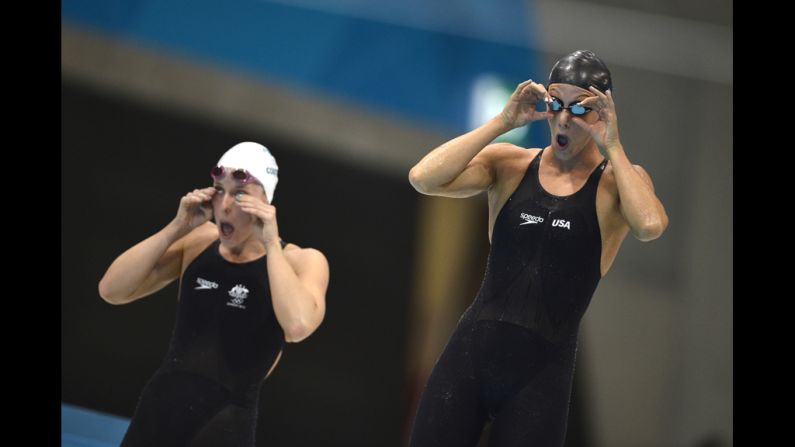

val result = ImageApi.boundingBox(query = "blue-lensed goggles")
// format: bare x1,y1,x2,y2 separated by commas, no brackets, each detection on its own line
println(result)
546,97,591,116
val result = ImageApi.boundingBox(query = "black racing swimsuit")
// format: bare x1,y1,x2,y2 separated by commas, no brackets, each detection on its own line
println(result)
121,240,286,447
410,149,608,447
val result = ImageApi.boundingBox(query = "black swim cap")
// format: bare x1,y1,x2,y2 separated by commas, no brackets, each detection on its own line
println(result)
548,50,612,93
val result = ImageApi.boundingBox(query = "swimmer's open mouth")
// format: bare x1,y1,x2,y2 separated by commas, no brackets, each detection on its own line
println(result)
557,134,569,147
220,222,235,237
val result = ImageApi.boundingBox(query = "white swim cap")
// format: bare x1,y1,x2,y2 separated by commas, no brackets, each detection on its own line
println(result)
215,142,279,202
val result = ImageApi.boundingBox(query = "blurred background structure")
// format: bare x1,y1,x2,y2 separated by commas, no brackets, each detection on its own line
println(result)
61,1,732,446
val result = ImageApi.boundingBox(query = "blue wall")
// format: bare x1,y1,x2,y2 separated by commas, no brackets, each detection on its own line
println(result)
63,0,544,142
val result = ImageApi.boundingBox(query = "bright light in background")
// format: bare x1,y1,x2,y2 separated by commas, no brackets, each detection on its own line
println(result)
469,74,528,145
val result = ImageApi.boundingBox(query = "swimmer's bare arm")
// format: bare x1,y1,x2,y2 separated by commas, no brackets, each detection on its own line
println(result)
409,80,549,197
98,187,217,304
268,244,329,343
611,161,668,241
235,195,330,343
575,88,668,241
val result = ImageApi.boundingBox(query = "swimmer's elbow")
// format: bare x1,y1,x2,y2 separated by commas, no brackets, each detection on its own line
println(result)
98,280,120,304
283,323,312,343
633,216,668,242
98,280,133,305
283,316,323,343
409,166,431,194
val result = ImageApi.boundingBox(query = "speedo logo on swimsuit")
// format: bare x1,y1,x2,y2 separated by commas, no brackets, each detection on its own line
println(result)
519,212,544,225
194,277,219,290
226,284,250,309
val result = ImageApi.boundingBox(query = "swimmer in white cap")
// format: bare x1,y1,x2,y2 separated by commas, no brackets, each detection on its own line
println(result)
99,141,329,446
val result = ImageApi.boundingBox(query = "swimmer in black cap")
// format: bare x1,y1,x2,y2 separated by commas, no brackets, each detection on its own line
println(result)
407,50,668,446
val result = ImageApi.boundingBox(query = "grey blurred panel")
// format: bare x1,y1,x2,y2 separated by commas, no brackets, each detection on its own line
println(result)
570,0,732,27
533,0,731,85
